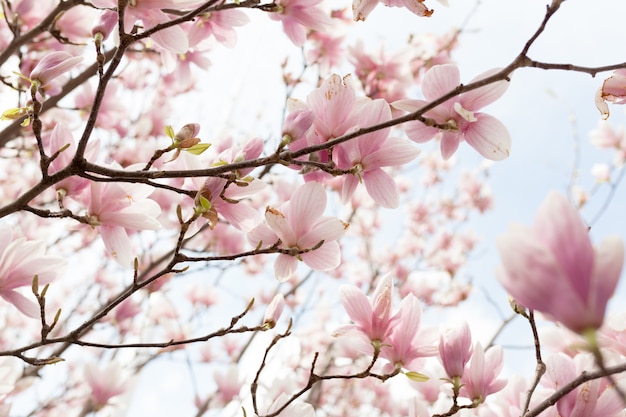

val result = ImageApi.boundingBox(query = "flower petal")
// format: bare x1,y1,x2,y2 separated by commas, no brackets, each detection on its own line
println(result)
463,113,511,160
301,241,341,271
422,64,460,101
363,168,399,208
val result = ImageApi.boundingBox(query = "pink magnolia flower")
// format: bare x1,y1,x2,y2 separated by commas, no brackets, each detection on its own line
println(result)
335,273,395,347
247,181,348,281
29,51,82,88
269,0,332,46
352,0,433,22
459,343,506,403
187,9,249,48
496,191,624,333
379,294,437,372
545,353,624,417
394,64,511,160
333,98,419,208
82,179,162,267
439,321,473,379
0,225,66,317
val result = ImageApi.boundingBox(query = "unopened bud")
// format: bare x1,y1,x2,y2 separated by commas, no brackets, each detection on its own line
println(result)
263,293,285,329
92,10,118,41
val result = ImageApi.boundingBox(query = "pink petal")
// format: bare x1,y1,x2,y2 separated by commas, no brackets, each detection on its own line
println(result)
362,137,419,168
422,64,460,101
496,226,586,326
301,241,341,271
0,290,39,318
100,225,133,267
299,217,347,248
440,131,460,160
288,181,326,238
274,254,298,282
341,174,359,204
461,67,509,110
265,207,297,246
352,0,379,21
463,113,511,160
591,236,624,318
533,192,593,298
247,223,279,249
339,285,374,327
363,168,399,208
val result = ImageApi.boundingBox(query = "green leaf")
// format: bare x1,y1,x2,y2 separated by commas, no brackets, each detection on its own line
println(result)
164,125,175,140
185,143,211,155
405,371,429,382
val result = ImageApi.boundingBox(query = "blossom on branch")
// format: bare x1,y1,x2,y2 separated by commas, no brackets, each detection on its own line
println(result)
0,225,66,318
247,181,348,281
496,191,624,333
394,64,511,161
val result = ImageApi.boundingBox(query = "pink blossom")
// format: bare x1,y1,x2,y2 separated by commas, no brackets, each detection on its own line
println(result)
439,321,472,379
247,181,348,281
269,0,332,46
545,353,624,417
379,294,437,372
84,363,129,407
336,273,395,346
333,98,419,208
29,51,82,88
82,179,162,267
194,176,264,232
394,64,511,160
459,343,506,403
496,191,624,333
0,225,65,318
187,9,249,48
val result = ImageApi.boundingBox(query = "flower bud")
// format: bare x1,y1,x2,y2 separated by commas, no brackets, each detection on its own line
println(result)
439,321,472,379
92,10,118,41
263,294,285,329
30,51,82,87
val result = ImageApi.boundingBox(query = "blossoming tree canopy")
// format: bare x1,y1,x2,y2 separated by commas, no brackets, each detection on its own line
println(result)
0,0,626,416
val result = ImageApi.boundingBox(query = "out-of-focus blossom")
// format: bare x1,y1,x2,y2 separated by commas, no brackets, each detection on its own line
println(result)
266,393,315,417
269,0,332,46
187,9,249,48
394,64,511,160
0,225,66,318
496,191,624,333
84,363,129,408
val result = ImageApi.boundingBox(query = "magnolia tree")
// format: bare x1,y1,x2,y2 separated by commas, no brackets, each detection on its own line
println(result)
1,0,626,416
